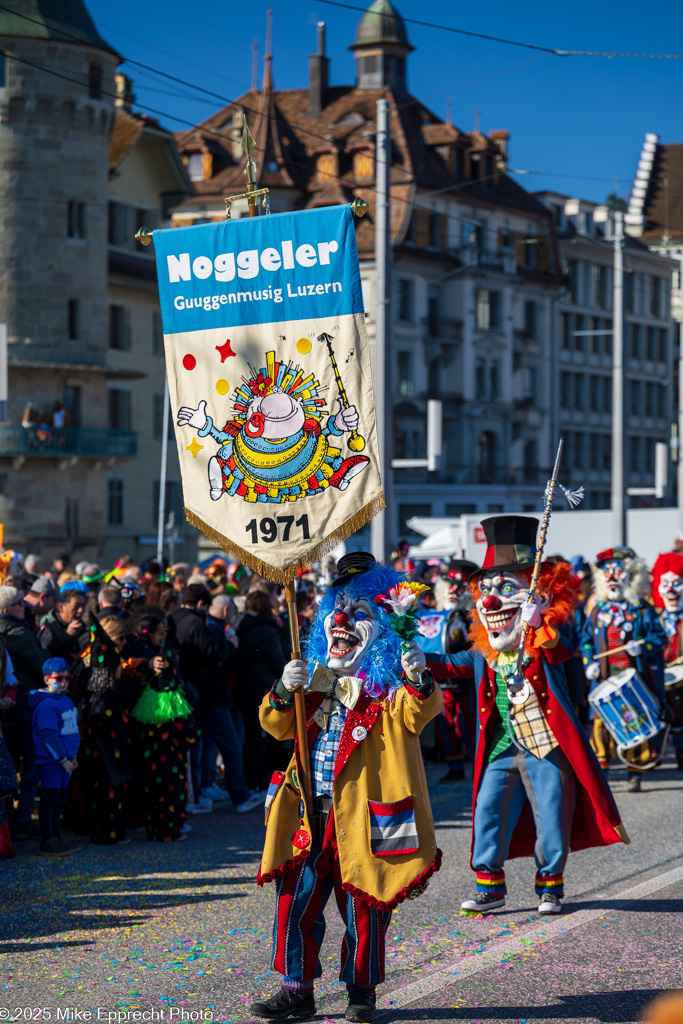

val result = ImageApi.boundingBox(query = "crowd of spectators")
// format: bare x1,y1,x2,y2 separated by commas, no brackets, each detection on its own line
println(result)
0,549,302,858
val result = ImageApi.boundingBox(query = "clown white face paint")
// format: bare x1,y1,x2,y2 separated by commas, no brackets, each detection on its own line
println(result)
447,573,471,611
602,560,630,601
477,572,550,653
244,389,305,441
324,590,380,675
659,571,683,612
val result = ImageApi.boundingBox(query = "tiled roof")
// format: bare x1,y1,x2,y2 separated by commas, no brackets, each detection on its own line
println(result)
641,143,683,242
109,110,145,172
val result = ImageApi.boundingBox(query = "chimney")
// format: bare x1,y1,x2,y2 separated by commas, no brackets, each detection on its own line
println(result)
308,22,329,117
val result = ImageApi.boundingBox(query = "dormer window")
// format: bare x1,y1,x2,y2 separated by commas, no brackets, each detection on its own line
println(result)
316,153,336,184
353,151,373,181
188,153,203,181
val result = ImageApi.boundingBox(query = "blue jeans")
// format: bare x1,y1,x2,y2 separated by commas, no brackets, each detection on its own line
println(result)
472,745,575,881
197,708,250,807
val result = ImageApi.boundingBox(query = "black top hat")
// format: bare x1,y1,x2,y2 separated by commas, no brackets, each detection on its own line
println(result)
332,551,378,588
475,516,539,576
448,558,480,580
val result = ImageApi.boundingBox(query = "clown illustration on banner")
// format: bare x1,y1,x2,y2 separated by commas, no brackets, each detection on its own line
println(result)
152,205,384,580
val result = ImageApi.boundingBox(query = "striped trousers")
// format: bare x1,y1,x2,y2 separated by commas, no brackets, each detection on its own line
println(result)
271,814,392,985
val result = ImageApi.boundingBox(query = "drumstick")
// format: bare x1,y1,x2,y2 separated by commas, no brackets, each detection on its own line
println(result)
595,642,639,660
666,655,683,667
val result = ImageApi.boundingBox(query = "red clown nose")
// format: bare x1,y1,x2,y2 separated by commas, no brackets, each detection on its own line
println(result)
482,594,502,611
334,611,349,626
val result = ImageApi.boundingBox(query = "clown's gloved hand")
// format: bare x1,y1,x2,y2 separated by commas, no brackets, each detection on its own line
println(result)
333,401,359,433
273,660,310,705
625,639,643,658
401,641,426,683
585,661,601,681
521,600,543,630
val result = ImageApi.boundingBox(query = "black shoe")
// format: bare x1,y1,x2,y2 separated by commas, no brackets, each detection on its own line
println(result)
461,892,506,911
346,987,376,1022
627,775,642,793
676,753,683,771
537,891,562,914
11,821,41,841
440,766,465,783
249,989,315,1020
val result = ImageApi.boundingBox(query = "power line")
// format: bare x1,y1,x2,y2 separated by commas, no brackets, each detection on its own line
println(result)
315,0,683,58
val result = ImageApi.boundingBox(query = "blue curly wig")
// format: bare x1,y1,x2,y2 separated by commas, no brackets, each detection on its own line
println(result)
302,565,408,699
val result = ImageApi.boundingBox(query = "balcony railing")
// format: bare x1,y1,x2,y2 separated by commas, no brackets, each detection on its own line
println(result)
0,426,138,458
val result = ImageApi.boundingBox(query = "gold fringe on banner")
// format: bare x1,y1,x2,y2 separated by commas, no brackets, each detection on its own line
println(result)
184,492,386,583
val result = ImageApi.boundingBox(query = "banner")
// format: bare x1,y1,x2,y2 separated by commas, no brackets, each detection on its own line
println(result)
153,205,384,581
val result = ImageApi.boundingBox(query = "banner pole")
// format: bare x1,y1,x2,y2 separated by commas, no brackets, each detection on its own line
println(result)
156,377,170,565
285,581,314,815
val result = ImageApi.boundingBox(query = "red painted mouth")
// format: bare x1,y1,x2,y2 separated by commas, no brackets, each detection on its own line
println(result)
330,628,360,657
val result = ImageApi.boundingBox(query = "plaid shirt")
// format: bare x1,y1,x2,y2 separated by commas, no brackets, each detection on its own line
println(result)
488,666,558,762
311,699,348,797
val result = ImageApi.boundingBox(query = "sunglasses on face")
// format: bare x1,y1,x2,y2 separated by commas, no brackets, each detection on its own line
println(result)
48,673,72,682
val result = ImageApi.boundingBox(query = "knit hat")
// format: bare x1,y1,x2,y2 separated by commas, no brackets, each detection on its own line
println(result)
0,585,20,612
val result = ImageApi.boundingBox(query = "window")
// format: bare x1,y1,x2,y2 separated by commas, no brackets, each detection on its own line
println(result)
65,498,80,539
658,328,668,364
153,480,184,528
0,53,5,88
524,300,536,338
153,393,174,440
646,327,657,362
630,323,642,361
560,372,571,409
427,284,441,335
650,276,662,317
398,504,432,542
523,438,537,470
67,299,79,340
108,389,131,431
153,310,164,356
454,149,464,181
594,265,608,309
108,201,159,248
188,153,203,181
561,312,572,350
625,272,634,313
591,317,602,354
630,380,641,416
574,374,585,410
397,278,413,322
660,383,668,417
476,289,501,330
428,212,441,249
590,376,601,411
489,362,500,400
475,360,487,399
109,304,131,351
552,204,565,229
397,351,414,396
645,382,656,417
353,151,373,180
428,358,440,396
107,477,125,526
630,436,642,472
63,386,81,428
601,434,611,472
88,62,102,100
574,314,586,353
461,221,482,247
67,200,85,239
566,260,579,302
603,377,612,412
316,153,336,184
590,433,600,470
578,210,593,235
573,432,584,469
524,238,537,270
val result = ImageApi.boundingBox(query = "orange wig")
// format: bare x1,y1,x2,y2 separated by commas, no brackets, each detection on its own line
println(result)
468,561,580,661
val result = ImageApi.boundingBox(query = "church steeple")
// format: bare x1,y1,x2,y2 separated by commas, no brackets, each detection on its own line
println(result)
350,0,413,94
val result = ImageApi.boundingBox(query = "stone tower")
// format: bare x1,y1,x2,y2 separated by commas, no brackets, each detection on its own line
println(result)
0,2,123,559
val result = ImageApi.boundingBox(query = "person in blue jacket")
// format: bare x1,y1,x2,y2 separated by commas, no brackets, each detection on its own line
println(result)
31,657,80,857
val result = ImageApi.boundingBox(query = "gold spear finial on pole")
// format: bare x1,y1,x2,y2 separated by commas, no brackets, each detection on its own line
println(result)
240,114,259,217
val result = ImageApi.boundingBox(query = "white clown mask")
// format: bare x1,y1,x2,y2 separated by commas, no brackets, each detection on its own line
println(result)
477,571,550,653
659,571,683,613
601,560,631,602
323,589,380,675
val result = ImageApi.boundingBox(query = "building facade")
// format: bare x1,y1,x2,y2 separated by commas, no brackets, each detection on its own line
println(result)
536,191,675,509
171,0,564,548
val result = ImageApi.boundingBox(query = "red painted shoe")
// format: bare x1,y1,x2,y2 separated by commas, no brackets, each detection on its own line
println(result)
329,456,369,491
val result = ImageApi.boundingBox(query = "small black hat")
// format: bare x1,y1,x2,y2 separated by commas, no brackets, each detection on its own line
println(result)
448,558,480,581
474,516,539,577
332,551,378,588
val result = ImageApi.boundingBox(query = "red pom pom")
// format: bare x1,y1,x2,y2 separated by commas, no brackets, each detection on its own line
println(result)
291,829,310,850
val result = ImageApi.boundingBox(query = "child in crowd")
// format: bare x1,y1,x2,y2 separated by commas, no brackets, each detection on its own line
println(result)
31,657,80,857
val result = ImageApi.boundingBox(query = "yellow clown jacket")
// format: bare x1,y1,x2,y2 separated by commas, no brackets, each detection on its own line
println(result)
257,681,443,910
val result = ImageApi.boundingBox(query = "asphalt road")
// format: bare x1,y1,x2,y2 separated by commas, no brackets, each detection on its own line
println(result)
2,753,683,1024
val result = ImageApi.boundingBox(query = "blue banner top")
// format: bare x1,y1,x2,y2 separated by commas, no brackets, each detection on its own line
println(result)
153,205,365,334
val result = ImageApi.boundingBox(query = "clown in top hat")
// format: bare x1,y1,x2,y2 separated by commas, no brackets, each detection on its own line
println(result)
427,516,628,915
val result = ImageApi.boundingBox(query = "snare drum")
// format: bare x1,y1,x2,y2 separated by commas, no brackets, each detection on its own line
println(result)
664,664,683,730
588,668,663,750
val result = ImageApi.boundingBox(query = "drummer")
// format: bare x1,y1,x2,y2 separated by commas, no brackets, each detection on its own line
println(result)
580,547,667,792
651,551,683,770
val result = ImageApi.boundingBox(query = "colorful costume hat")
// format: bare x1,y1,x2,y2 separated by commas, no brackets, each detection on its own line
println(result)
595,546,636,567
475,516,539,576
332,551,377,587
447,558,479,582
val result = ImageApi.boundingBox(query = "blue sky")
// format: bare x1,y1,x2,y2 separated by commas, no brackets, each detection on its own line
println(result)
87,0,683,203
